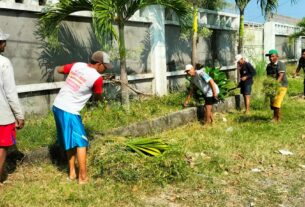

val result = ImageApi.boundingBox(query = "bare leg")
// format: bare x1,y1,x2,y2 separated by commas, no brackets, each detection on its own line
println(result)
275,108,280,121
77,147,88,184
205,104,213,124
272,107,280,122
244,95,251,114
0,148,7,182
66,148,77,180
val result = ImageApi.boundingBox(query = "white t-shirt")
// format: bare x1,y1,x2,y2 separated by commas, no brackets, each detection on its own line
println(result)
191,69,219,97
53,62,103,115
0,55,24,125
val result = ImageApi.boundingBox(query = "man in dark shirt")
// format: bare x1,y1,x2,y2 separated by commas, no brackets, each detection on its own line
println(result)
265,49,288,122
293,49,305,97
235,54,256,114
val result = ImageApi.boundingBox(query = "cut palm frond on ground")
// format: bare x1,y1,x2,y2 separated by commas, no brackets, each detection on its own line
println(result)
126,138,170,157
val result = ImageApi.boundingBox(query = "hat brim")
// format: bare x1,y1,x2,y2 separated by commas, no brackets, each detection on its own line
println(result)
104,63,113,70
265,54,271,56
0,34,9,41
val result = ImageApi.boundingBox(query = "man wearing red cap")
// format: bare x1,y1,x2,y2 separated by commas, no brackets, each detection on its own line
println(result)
52,51,112,184
0,29,25,183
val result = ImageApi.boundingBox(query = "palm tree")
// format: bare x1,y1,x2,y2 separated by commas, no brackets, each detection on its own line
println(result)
235,0,297,54
290,17,305,38
38,0,188,106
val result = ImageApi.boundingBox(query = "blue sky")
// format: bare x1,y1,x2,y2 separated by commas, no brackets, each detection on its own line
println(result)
226,0,305,23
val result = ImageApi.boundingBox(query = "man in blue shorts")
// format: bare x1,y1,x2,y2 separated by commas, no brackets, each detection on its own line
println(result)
52,51,112,184
235,54,256,114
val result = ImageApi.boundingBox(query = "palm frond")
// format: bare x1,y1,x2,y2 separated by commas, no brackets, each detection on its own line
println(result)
152,0,189,17
258,0,297,17
38,0,92,47
126,137,170,157
235,0,250,11
92,0,118,44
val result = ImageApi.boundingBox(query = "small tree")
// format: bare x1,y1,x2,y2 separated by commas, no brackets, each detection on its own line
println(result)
38,0,188,106
181,0,227,65
290,17,305,39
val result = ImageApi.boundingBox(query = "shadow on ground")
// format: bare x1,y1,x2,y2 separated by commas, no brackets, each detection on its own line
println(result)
234,114,271,123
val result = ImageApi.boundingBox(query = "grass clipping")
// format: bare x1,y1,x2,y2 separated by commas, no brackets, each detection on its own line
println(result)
89,137,190,184
262,77,281,98
126,137,169,157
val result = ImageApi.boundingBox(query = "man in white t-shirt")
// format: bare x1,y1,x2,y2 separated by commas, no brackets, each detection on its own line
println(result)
0,29,25,183
52,51,112,184
183,64,219,125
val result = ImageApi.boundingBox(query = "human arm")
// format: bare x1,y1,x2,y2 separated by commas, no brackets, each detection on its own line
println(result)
56,63,74,74
293,61,302,77
241,63,255,81
184,85,193,107
277,62,286,82
92,76,103,103
209,79,218,100
2,59,24,128
277,72,284,82
16,119,25,129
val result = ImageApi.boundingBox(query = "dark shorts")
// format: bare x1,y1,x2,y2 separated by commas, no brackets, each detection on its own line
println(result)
204,97,218,105
240,83,252,95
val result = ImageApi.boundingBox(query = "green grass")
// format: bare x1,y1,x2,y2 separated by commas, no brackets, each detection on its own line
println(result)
17,93,184,151
1,67,305,206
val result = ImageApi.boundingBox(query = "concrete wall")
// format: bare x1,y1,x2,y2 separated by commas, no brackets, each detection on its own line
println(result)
275,35,295,59
302,37,305,50
244,23,264,61
165,25,236,70
0,11,151,84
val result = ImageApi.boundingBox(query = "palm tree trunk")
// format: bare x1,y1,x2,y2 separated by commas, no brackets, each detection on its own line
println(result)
118,23,129,106
191,5,198,66
238,9,244,54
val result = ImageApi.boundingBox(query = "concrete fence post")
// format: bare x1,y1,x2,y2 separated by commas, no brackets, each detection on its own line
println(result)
295,37,302,59
264,21,276,53
147,5,168,96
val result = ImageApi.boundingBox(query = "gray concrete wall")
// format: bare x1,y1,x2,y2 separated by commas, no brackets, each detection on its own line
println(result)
0,10,42,84
244,24,264,61
0,10,151,84
302,37,305,50
275,35,295,59
165,24,236,69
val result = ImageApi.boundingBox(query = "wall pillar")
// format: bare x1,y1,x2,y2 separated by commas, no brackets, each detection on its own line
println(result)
295,37,302,59
147,5,167,96
264,22,276,53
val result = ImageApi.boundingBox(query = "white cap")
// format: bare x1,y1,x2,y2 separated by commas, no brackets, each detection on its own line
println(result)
184,64,193,71
235,54,243,63
0,28,9,41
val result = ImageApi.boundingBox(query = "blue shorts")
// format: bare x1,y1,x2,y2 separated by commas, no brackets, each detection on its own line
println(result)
52,106,88,150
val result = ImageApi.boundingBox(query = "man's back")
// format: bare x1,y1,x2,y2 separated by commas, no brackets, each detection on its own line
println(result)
53,62,102,115
0,55,24,125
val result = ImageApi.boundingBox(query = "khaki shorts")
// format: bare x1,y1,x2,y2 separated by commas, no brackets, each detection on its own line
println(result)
271,87,287,108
